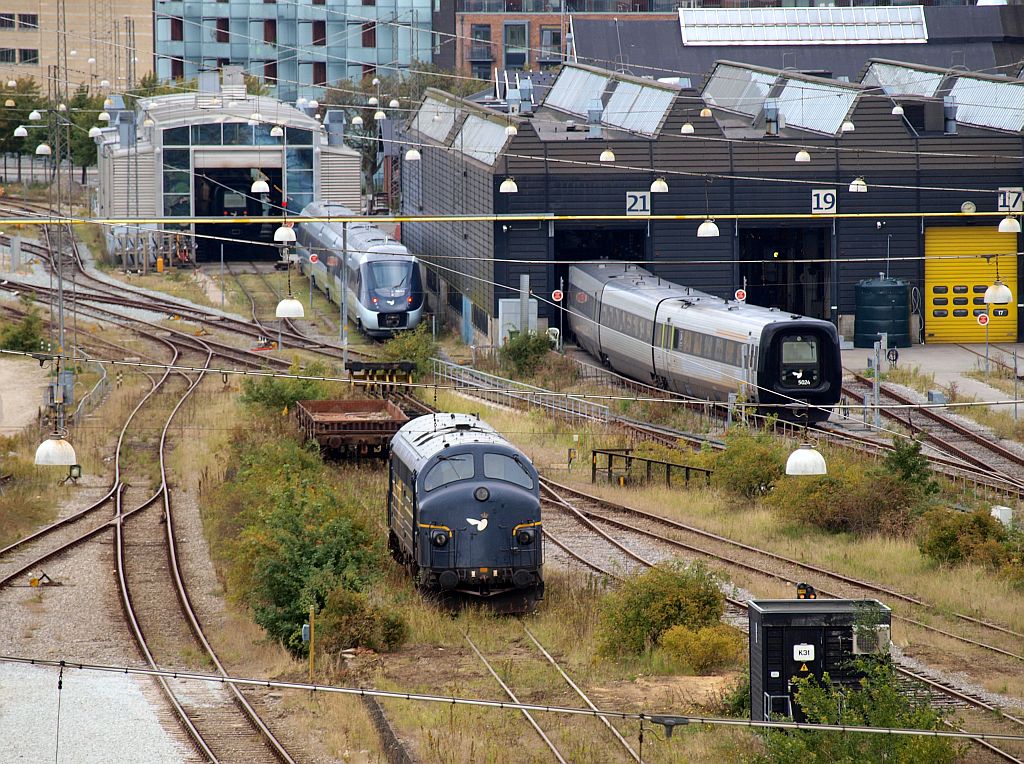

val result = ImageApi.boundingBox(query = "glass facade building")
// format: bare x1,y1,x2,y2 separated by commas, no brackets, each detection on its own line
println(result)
154,0,434,100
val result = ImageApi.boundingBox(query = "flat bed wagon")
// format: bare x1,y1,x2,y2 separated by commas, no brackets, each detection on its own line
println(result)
295,399,409,455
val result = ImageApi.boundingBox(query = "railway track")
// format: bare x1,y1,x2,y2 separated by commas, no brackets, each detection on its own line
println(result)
537,479,1024,763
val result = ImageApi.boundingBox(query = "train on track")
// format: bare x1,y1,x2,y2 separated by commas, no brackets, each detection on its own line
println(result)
567,262,842,423
295,201,424,338
388,413,544,609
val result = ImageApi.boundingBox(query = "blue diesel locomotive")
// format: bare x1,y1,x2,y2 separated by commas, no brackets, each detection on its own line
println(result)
388,413,544,604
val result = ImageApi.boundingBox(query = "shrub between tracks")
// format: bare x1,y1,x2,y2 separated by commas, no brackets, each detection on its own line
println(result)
205,419,407,658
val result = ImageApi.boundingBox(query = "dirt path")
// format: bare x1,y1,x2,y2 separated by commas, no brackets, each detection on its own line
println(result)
0,356,46,435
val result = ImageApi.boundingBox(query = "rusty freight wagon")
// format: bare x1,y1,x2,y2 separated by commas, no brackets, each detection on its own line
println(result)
295,399,409,456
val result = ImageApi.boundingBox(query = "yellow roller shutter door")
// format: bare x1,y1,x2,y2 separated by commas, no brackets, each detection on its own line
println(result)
924,227,1017,343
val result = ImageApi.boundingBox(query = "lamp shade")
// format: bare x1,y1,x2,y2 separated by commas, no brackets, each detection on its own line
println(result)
848,177,868,193
142,116,154,127
892,104,905,116
274,225,297,243
505,124,518,137
404,148,421,161
697,219,720,238
88,126,101,138
700,106,712,118
28,109,40,121
841,120,855,133
296,97,308,107
275,298,305,319
499,177,518,194
998,216,1021,234
680,122,694,134
270,125,284,137
35,143,51,156
4,99,13,108
86,58,95,65
249,111,263,122
99,79,110,87
794,149,811,163
13,125,27,137
35,435,77,466
389,98,400,109
351,115,363,127
599,149,616,163
98,111,110,122
6,79,15,87
368,96,379,107
650,177,669,193
786,444,827,476
251,179,270,194
308,99,320,109
57,103,66,112
984,279,1012,305
373,110,386,121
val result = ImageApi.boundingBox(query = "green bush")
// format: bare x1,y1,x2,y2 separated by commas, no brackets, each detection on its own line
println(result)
760,660,960,764
884,436,939,498
597,561,724,657
500,331,553,376
0,302,43,351
918,507,1008,567
379,322,437,379
660,623,745,674
769,458,919,536
316,588,408,654
710,429,786,499
240,359,337,411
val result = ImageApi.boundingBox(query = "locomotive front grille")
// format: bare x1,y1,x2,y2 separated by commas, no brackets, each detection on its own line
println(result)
379,312,408,328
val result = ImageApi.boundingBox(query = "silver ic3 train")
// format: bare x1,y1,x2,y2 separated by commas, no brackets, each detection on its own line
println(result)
296,201,424,337
568,263,842,423
388,413,544,608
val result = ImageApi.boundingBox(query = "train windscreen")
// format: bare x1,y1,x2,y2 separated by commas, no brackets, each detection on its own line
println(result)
779,335,820,388
368,261,411,290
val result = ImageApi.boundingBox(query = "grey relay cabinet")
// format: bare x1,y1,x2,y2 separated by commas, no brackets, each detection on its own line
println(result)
749,599,892,722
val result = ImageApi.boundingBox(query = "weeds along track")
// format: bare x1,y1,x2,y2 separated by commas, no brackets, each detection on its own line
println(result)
842,370,1024,490
538,480,1024,763
112,335,298,763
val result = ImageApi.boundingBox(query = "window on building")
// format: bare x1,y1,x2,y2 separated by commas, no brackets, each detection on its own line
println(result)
17,14,38,29
470,23,492,63
361,22,376,48
471,62,491,80
312,20,326,45
216,18,230,43
313,61,327,86
313,0,325,4
170,17,184,41
362,0,375,6
0,48,14,64
264,19,277,44
540,26,561,64
503,23,527,69
0,14,14,29
264,60,277,83
18,49,38,64
171,58,184,79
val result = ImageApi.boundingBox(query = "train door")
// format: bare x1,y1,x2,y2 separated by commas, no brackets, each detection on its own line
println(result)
739,227,830,319
924,227,1017,343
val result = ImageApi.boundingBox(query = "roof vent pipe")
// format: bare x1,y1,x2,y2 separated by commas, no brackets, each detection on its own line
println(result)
943,95,957,135
323,109,346,145
587,97,603,139
520,78,534,114
764,98,781,137
507,87,522,116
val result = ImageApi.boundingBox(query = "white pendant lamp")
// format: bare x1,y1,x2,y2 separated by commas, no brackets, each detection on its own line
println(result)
680,122,694,134
998,216,1021,234
650,177,668,193
500,177,518,193
697,219,720,238
794,149,811,163
88,126,101,138
404,148,421,161
840,120,855,133
505,124,518,137
28,109,41,121
98,111,110,122
984,279,1012,305
276,297,304,318
251,179,270,194
848,177,868,193
892,104,904,116
271,125,284,137
35,434,77,466
374,110,386,121
13,125,27,137
700,107,712,118
786,444,827,475
35,143,51,156
351,115,363,127
599,149,615,163
389,98,400,109
274,225,297,243
368,96,379,107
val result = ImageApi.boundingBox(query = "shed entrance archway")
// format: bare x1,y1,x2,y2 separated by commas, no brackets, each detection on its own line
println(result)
739,227,830,319
193,167,281,260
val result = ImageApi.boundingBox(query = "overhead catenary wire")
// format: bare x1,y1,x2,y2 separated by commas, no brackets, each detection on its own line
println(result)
3,655,1024,744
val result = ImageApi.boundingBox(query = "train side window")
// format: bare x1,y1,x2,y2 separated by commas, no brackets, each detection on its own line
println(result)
952,297,968,306
973,297,986,305
973,308,987,317
932,310,948,317
933,297,948,306
423,454,475,491
952,285,968,294
994,308,1009,317
952,309,968,317
483,453,534,489
973,285,988,293
932,286,948,294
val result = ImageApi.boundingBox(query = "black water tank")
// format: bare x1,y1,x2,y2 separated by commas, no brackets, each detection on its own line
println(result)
854,276,911,348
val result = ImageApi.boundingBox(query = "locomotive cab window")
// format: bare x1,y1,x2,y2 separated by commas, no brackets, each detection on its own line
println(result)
779,335,820,389
424,454,475,491
483,453,534,489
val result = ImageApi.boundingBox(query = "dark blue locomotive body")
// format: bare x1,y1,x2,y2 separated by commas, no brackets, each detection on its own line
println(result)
388,414,544,603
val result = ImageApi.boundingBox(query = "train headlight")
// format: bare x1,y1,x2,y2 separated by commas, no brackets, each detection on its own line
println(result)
431,531,449,547
474,487,490,502
517,529,535,545
372,296,379,305
407,295,413,304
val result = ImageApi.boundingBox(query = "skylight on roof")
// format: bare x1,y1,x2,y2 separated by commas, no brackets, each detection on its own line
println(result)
861,61,942,98
702,64,777,117
545,67,609,117
680,6,928,46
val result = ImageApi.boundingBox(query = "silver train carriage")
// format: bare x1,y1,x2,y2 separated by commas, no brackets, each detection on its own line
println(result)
388,413,544,599
567,263,842,423
296,201,424,337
